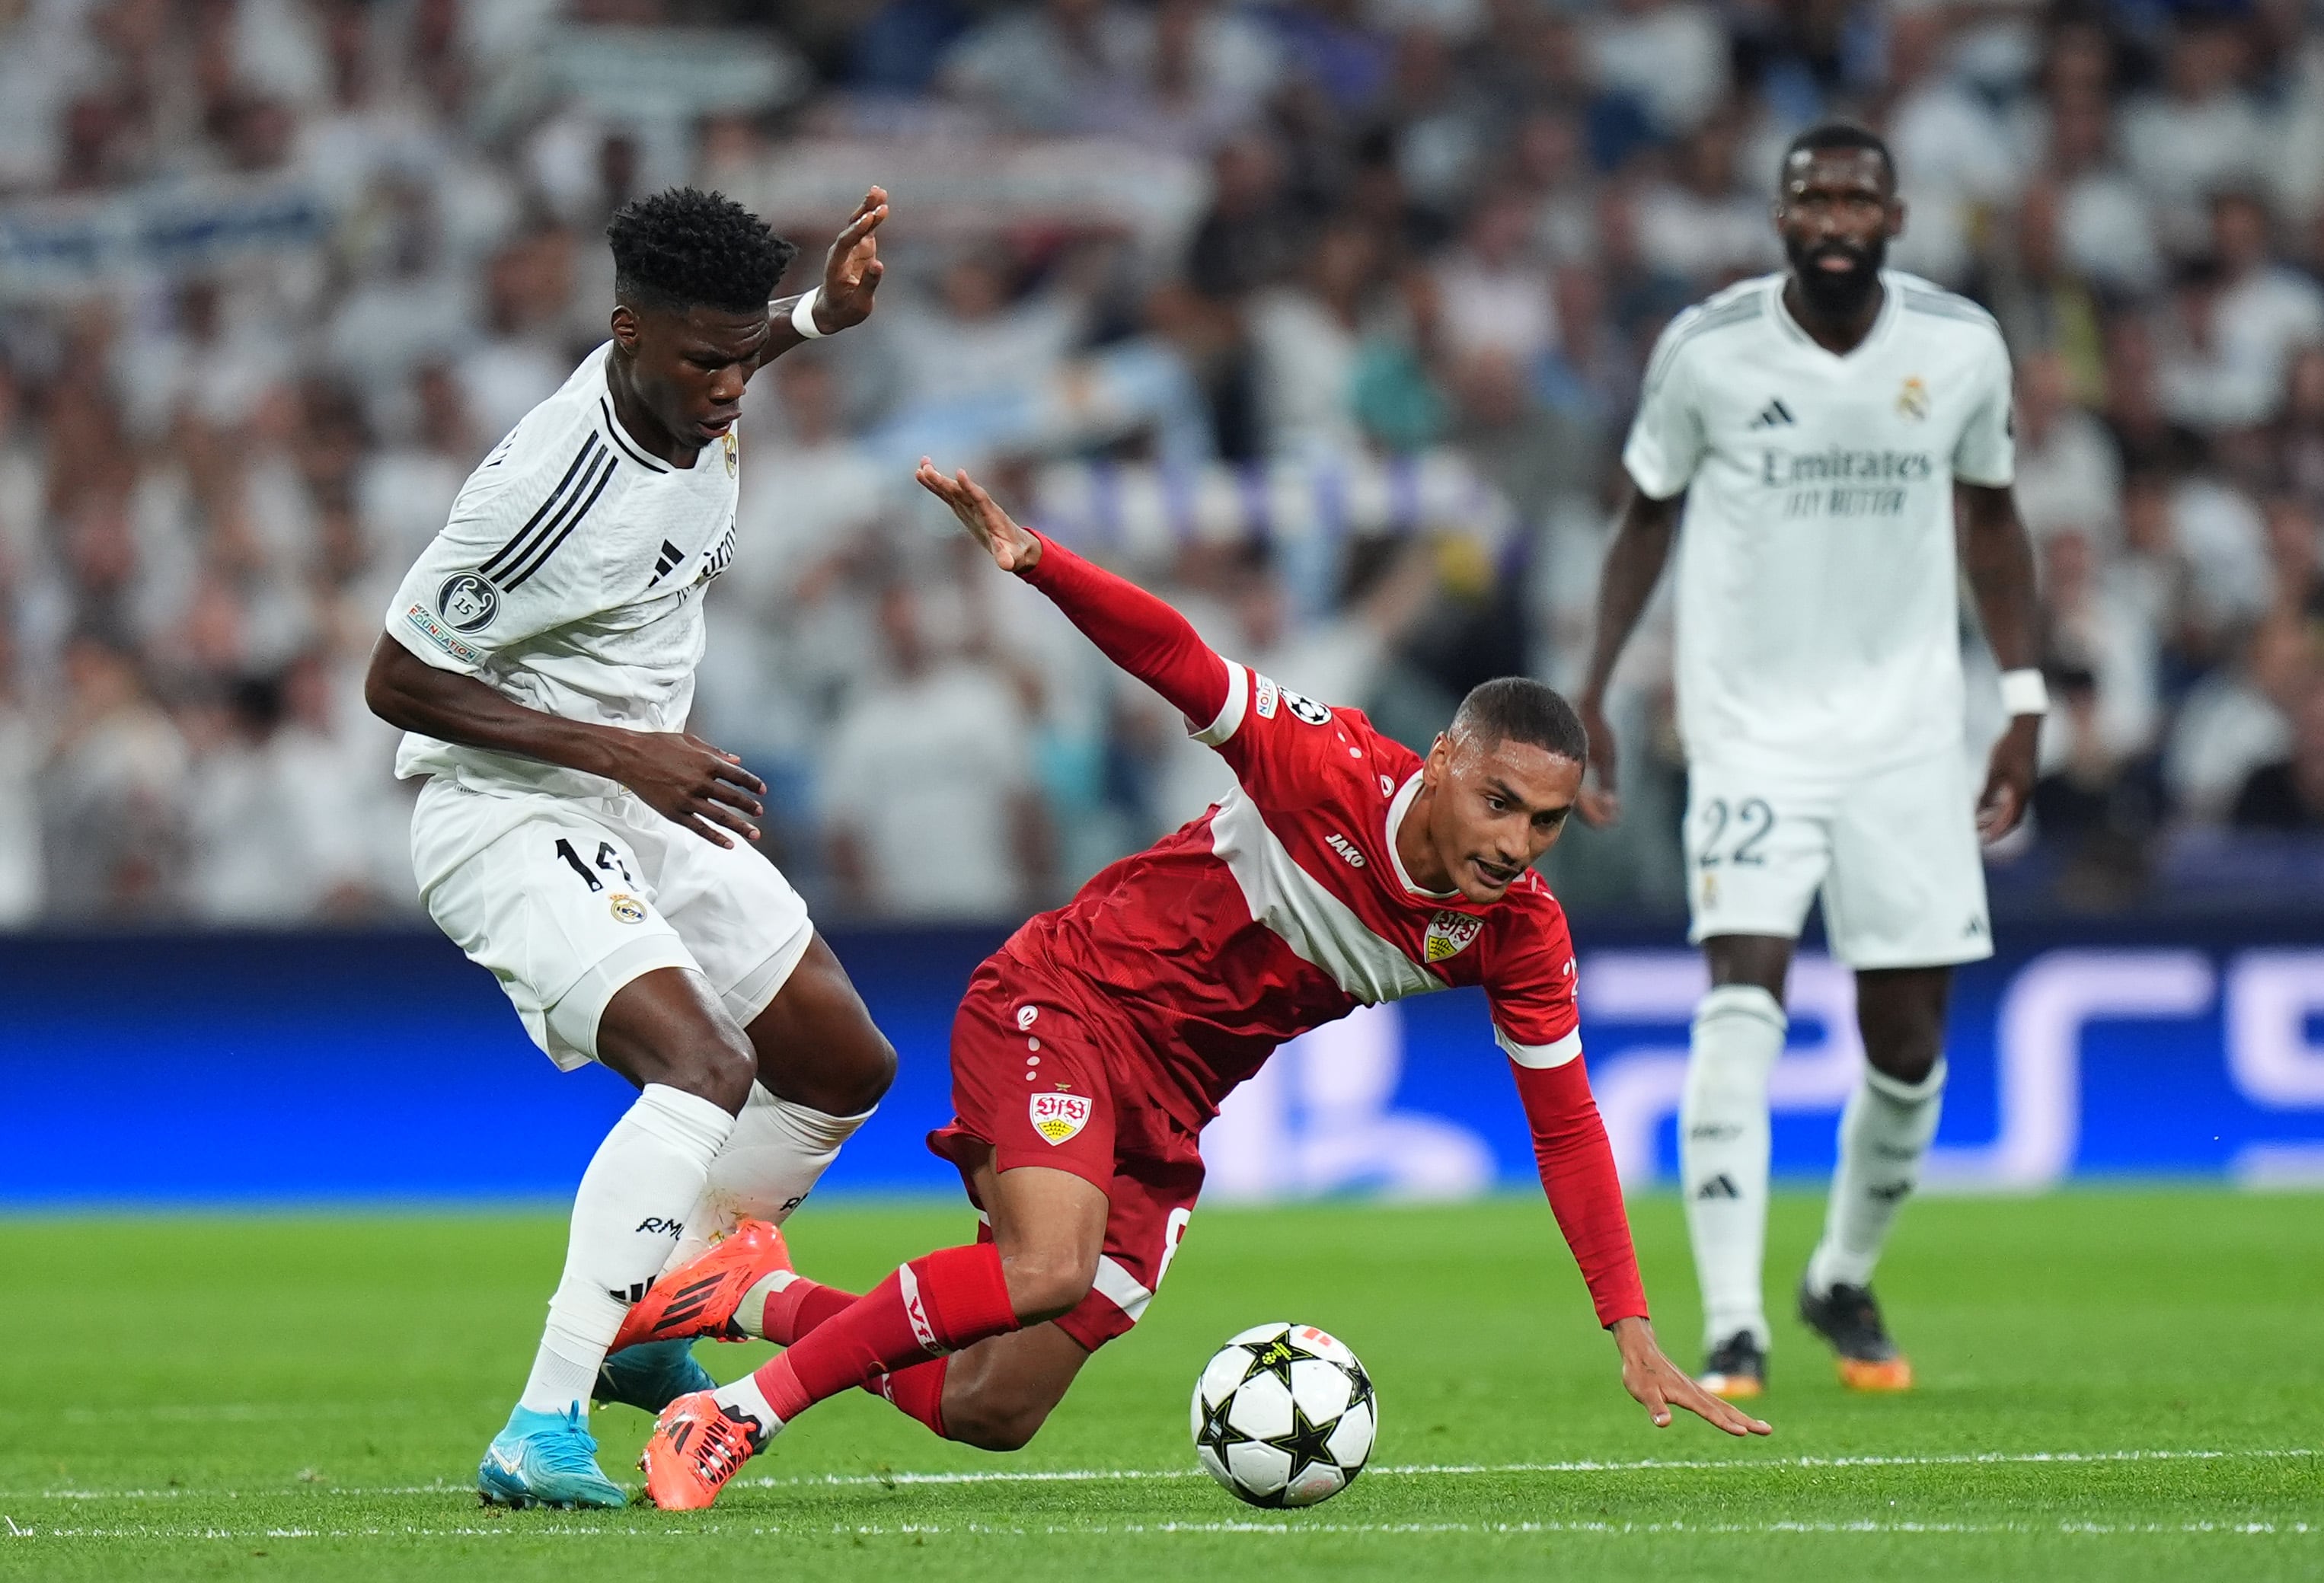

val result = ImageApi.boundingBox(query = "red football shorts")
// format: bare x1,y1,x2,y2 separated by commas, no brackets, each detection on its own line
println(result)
928,954,1204,1352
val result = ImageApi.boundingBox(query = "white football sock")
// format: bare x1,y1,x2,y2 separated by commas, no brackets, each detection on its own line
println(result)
1805,1060,1946,1297
1680,984,1786,1352
517,1083,736,1415
661,1085,874,1275
710,1372,783,1441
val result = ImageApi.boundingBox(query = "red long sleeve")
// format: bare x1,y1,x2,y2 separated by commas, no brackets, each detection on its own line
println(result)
1511,1055,1649,1328
1019,532,1231,729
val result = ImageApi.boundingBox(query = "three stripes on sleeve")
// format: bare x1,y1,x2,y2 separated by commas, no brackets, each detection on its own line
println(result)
479,432,619,592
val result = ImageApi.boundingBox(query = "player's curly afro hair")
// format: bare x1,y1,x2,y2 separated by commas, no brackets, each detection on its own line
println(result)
1453,678,1589,766
608,187,799,315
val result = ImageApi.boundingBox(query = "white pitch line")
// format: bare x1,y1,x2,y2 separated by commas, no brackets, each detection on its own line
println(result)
7,1447,2313,1502
741,1446,2320,1491
6,1519,2318,1541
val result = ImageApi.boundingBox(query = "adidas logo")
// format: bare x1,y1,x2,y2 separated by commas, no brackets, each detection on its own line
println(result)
1694,1173,1742,1200
649,538,684,585
1748,397,1796,429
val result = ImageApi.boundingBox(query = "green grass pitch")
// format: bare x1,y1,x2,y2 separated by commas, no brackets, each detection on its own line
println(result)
0,1189,2316,1581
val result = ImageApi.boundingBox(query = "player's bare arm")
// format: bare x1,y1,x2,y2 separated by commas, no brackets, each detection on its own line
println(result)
1573,486,1683,828
1612,1316,1770,1435
1959,480,2042,841
363,637,765,847
758,186,889,369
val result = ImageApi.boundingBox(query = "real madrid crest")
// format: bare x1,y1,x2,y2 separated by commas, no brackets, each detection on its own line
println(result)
1423,908,1484,964
1896,375,1930,421
720,429,739,477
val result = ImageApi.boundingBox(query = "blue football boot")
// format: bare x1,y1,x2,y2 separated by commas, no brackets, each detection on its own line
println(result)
595,1339,716,1415
476,1404,629,1509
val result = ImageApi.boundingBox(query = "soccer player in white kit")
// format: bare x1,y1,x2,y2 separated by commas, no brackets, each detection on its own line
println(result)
364,187,899,1505
1575,125,2045,1397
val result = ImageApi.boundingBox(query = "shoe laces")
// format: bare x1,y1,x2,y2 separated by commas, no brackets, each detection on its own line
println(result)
532,1406,605,1477
687,1409,758,1485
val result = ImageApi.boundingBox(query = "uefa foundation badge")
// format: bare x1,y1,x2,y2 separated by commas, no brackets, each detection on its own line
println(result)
1030,1091,1092,1145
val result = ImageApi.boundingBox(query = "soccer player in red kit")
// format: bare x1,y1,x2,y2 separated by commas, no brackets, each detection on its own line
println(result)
628,463,1770,1507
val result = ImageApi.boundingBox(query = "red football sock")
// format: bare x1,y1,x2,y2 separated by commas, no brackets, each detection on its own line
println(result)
749,1243,1017,1423
866,1357,950,1438
761,1275,858,1347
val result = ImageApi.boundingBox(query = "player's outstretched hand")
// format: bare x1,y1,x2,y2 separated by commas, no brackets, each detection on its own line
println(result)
1977,713,2039,842
1611,1317,1771,1438
815,187,889,331
1575,692,1621,828
608,730,766,848
915,458,1042,573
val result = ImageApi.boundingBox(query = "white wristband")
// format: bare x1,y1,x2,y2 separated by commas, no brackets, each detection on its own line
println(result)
790,288,825,340
1999,668,2049,717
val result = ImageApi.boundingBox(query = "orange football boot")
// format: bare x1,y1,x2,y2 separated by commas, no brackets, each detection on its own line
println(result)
1799,1278,1915,1393
640,1390,765,1511
611,1219,792,1352
1836,1355,1914,1392
1698,1332,1766,1400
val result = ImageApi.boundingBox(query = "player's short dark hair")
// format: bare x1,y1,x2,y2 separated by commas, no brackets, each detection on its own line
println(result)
1780,122,1896,190
607,187,798,315
1452,677,1588,766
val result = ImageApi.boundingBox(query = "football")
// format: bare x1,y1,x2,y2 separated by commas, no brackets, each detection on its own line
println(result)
1190,1322,1377,1508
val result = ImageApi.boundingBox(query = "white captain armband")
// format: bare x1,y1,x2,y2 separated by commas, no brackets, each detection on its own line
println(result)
790,288,826,340
1999,668,2050,718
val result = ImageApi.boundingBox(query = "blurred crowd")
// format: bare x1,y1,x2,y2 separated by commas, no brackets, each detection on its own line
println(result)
8,0,2324,928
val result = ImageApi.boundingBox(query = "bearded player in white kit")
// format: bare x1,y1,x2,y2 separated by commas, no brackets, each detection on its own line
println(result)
364,187,898,1505
1575,124,2045,1398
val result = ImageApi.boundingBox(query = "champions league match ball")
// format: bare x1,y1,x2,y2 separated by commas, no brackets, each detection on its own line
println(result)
1191,1323,1377,1508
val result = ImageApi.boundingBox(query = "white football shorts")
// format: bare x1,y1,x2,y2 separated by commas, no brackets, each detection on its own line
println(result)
1680,748,1993,970
413,777,815,1069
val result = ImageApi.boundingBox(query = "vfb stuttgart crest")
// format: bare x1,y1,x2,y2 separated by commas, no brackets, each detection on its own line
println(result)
1424,909,1483,964
1030,1091,1092,1145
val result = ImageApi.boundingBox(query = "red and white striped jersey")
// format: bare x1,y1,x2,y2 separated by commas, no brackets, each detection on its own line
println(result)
996,532,1644,1327
1001,550,1580,1133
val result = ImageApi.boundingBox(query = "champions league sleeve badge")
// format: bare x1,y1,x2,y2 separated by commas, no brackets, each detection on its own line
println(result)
437,571,500,632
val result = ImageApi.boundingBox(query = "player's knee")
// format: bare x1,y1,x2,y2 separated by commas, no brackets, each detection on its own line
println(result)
1867,1043,1941,1088
1857,993,1946,1086
669,1026,758,1115
815,1027,895,1116
1001,1249,1095,1326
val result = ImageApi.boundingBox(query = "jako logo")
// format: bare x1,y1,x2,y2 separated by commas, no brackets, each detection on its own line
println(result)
1325,834,1365,867
634,1216,684,1237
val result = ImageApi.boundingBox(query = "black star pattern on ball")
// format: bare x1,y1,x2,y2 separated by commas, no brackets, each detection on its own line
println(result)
1263,1396,1343,1482
1244,1334,1316,1392
1198,1392,1240,1462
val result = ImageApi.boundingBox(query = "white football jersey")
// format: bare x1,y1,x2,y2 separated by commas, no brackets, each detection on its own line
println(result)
1623,270,2014,775
385,342,741,803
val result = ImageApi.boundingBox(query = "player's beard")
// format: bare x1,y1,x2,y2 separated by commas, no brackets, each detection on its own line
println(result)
1787,233,1885,318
